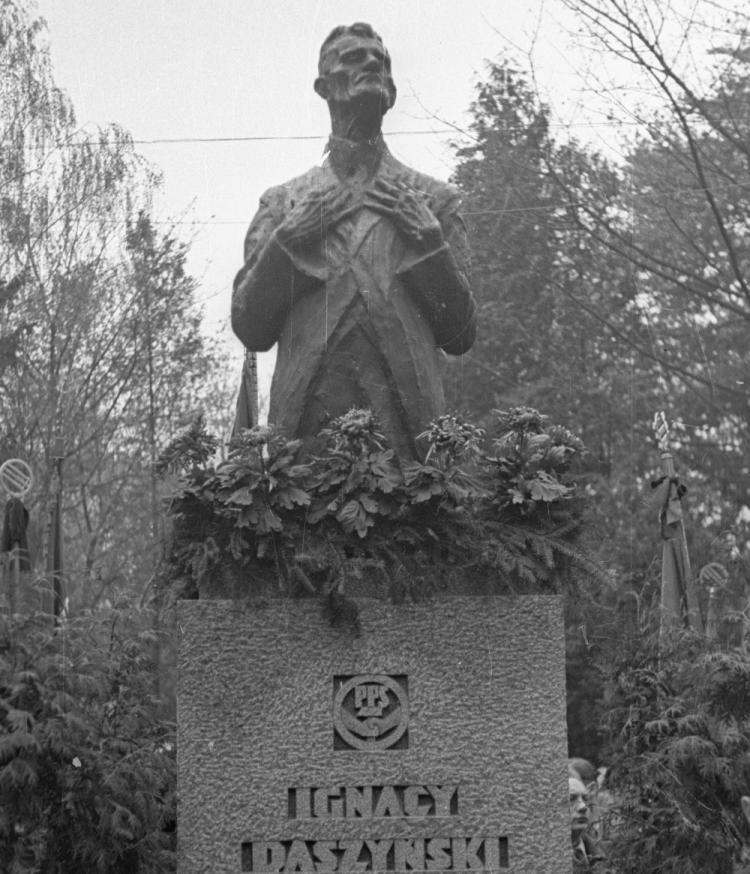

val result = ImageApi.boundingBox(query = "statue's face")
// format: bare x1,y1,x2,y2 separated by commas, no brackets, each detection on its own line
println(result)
318,33,396,114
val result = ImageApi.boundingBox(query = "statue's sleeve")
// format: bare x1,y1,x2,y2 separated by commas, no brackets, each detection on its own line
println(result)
397,185,476,355
231,186,325,352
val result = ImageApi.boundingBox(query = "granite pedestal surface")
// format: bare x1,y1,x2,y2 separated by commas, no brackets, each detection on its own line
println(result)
177,594,569,873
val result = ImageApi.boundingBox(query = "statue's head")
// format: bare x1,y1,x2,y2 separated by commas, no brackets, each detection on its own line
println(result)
314,23,396,117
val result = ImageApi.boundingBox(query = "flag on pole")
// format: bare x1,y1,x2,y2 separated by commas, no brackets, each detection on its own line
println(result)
232,349,259,436
652,412,703,639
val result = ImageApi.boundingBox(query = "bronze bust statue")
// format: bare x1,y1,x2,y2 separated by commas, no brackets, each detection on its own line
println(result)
231,23,476,459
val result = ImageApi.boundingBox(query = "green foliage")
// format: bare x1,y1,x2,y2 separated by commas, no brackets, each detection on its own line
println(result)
602,632,750,872
309,410,402,538
487,408,584,515
161,406,598,607
154,413,219,476
215,426,312,550
0,610,175,873
402,415,485,512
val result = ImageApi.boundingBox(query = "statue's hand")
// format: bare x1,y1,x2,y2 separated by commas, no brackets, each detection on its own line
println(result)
275,184,355,250
365,179,444,252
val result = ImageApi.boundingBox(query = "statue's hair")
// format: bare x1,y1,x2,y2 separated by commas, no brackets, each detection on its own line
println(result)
318,22,386,74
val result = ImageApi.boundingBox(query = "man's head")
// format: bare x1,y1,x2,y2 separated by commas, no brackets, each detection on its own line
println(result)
315,23,396,117
569,776,591,841
568,757,597,786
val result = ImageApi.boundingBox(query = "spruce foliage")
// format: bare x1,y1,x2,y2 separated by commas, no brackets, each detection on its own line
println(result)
601,631,750,872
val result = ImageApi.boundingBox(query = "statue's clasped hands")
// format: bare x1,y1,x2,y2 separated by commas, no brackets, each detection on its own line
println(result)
275,183,357,249
274,178,444,253
364,178,443,252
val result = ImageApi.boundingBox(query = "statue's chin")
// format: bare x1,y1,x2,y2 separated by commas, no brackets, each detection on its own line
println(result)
334,87,392,122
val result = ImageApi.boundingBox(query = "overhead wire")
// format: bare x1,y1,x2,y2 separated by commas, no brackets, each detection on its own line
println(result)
12,115,750,236
21,112,750,150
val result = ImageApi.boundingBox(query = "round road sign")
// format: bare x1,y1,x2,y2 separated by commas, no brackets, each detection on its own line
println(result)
0,459,33,498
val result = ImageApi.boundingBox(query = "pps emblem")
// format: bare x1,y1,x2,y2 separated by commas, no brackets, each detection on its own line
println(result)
333,674,409,750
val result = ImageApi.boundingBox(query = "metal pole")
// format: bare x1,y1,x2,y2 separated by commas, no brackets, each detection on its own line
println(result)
11,546,19,615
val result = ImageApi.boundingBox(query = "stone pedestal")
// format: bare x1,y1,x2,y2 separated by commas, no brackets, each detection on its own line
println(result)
178,594,569,873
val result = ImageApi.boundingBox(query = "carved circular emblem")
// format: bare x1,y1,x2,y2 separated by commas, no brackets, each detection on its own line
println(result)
333,674,408,751
0,459,33,498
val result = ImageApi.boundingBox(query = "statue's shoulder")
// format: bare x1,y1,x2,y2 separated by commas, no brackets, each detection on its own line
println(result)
260,165,330,214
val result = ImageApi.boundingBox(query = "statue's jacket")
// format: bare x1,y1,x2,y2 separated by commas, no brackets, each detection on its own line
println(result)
232,148,476,458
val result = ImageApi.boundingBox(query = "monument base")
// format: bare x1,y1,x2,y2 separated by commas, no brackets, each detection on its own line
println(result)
178,594,569,873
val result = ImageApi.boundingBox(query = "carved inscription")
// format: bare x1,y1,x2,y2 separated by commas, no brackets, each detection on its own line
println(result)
242,672,511,870
333,675,408,751
247,784,508,870
240,836,509,872
288,785,459,819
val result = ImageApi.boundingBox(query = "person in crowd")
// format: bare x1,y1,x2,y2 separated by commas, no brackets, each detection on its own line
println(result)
569,757,598,788
570,776,599,869
569,758,607,868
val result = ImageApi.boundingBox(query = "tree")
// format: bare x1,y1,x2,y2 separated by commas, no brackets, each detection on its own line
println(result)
600,627,750,872
525,3,750,855
448,59,672,760
557,0,750,568
447,59,657,478
0,610,176,872
0,0,231,612
453,6,750,753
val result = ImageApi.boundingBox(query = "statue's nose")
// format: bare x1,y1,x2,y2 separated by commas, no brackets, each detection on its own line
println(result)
363,52,381,71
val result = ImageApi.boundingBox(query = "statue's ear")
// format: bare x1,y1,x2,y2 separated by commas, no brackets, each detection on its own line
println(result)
314,77,329,100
